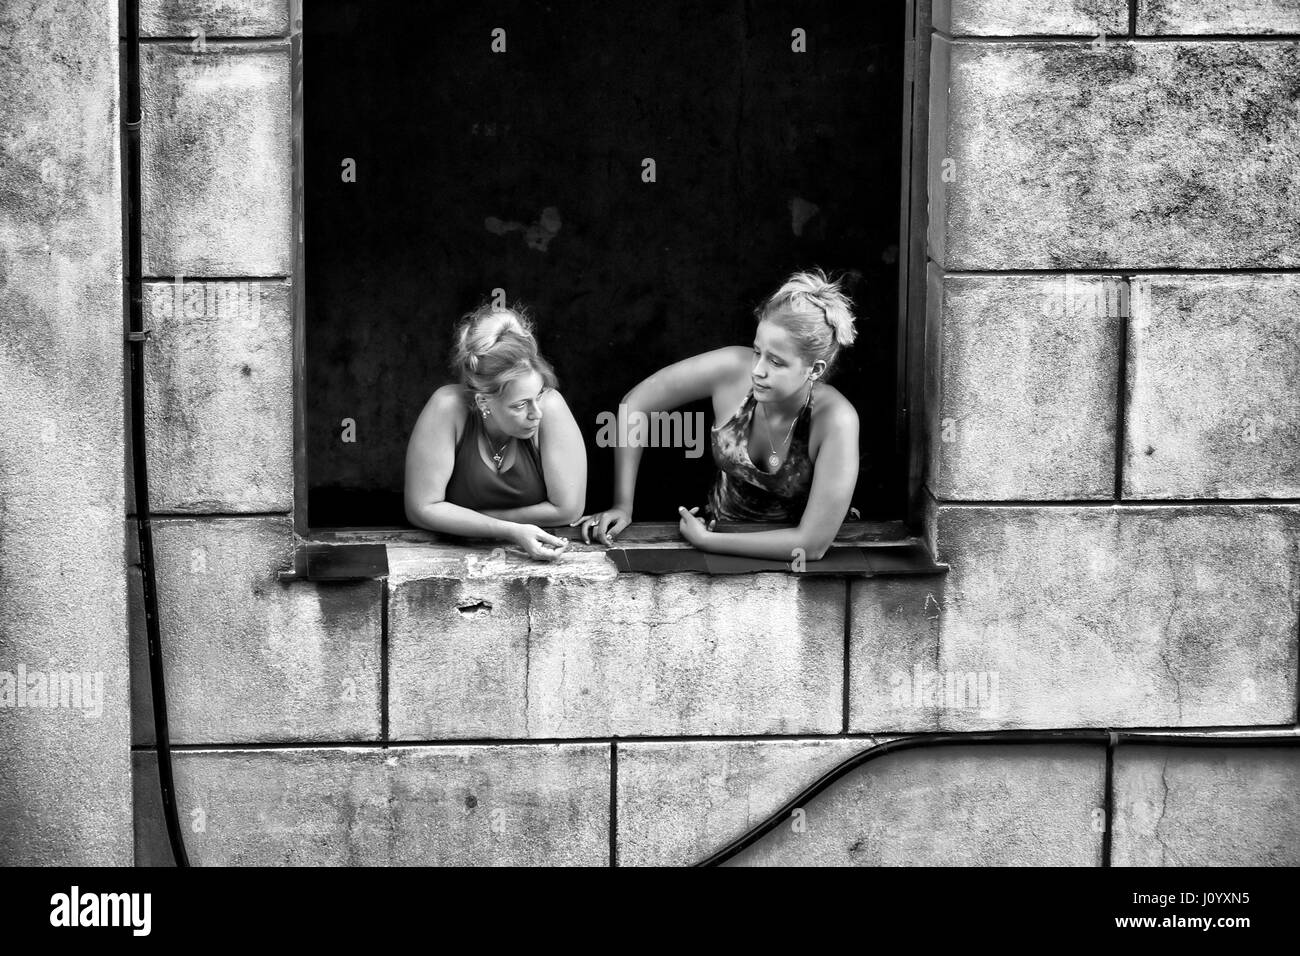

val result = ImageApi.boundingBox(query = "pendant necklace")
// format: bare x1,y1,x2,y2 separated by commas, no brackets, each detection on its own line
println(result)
760,387,810,472
484,418,512,471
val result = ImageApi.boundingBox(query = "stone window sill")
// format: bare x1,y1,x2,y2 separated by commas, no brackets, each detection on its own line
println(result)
280,521,947,582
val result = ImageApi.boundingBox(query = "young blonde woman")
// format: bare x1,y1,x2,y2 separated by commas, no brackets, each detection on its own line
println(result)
575,270,860,561
405,302,586,561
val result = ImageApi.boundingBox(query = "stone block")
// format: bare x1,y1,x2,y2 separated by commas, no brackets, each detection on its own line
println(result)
848,577,947,732
133,743,610,865
930,42,1300,269
140,44,292,276
387,544,845,738
1124,274,1300,499
934,0,1129,36
1137,0,1300,35
1113,743,1300,865
617,738,884,866
931,505,1299,728
131,517,382,744
140,0,289,38
727,743,1106,865
142,279,293,511
929,271,1121,500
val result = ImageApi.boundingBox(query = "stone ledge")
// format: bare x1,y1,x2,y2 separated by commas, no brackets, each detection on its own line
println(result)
386,541,620,586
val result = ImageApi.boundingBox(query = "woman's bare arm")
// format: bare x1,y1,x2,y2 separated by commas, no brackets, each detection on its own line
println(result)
610,346,751,513
403,388,525,540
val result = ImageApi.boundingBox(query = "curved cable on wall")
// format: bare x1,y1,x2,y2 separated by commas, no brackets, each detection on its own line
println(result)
125,0,190,868
695,729,1300,867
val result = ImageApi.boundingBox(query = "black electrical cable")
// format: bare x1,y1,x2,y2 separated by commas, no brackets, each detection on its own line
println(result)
125,0,190,868
695,729,1300,866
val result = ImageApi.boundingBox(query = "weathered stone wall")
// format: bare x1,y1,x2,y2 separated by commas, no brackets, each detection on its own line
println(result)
121,0,1300,866
3,0,1298,866
923,0,1300,723
0,0,131,865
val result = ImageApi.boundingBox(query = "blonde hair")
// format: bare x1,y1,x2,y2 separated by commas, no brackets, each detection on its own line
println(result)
451,299,557,399
755,269,858,376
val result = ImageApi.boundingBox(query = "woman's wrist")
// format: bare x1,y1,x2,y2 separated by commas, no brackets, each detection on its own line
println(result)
494,518,523,543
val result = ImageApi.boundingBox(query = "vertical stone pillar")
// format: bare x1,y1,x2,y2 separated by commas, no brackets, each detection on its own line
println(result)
0,0,131,864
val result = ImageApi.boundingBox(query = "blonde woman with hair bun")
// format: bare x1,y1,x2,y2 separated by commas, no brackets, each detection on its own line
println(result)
405,299,586,561
575,268,861,562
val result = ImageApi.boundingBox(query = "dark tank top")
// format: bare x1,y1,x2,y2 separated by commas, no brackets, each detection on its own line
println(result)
444,406,549,511
706,386,815,522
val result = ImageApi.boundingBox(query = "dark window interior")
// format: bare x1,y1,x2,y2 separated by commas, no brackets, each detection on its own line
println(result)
305,0,908,528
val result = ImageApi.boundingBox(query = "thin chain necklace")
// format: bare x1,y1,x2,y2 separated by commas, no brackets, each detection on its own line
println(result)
759,385,811,472
482,416,512,471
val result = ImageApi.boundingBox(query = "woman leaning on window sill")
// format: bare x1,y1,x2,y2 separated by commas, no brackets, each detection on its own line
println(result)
404,300,586,562
574,269,861,563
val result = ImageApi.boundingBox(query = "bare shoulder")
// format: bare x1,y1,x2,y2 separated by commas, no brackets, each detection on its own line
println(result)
428,382,466,406
539,387,572,413
811,383,859,432
718,345,755,379
697,346,753,398
719,344,754,364
414,384,469,435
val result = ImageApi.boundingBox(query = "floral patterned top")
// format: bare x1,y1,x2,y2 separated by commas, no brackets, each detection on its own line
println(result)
705,387,815,522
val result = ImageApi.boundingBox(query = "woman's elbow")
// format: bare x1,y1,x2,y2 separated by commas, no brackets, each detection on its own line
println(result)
405,496,440,529
553,498,584,525
799,534,835,562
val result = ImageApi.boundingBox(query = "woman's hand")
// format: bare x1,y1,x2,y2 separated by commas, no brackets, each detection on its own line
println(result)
571,507,631,546
510,524,570,561
677,506,716,550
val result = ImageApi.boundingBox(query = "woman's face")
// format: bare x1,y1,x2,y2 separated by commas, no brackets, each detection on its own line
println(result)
751,318,814,404
481,371,547,438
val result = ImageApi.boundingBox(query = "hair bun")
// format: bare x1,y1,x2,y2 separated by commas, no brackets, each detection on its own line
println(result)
477,310,528,347
818,294,857,348
797,272,857,349
450,298,556,396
